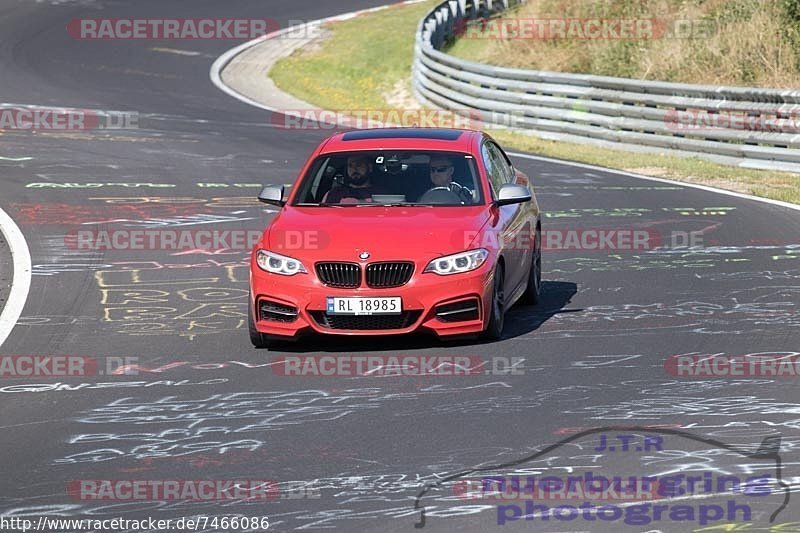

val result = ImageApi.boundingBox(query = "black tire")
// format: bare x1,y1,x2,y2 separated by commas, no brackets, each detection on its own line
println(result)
481,265,505,341
248,293,273,349
521,226,542,305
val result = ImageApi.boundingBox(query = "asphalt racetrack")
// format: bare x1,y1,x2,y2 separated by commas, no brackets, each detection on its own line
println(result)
0,1,799,531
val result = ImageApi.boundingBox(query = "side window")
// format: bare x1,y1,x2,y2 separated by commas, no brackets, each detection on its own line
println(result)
481,142,504,196
310,158,329,203
294,157,335,204
307,160,325,201
488,142,515,184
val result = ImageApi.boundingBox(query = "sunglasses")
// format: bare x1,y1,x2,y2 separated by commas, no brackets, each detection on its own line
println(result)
430,166,452,173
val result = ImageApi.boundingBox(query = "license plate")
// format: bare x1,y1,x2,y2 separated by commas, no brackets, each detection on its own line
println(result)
326,297,402,315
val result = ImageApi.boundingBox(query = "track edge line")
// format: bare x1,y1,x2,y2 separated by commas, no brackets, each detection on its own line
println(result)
0,206,32,349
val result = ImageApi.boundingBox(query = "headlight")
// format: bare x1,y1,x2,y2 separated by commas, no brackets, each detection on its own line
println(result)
424,249,489,275
256,249,307,276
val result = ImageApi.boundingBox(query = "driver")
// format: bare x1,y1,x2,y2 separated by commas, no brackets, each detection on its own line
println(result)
428,155,473,203
322,155,386,204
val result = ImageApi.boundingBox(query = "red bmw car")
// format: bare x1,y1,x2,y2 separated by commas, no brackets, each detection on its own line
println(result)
249,128,541,348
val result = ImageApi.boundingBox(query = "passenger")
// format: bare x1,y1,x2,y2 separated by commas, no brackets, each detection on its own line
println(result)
322,155,386,203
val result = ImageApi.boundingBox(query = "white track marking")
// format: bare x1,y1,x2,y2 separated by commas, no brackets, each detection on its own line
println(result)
0,206,31,349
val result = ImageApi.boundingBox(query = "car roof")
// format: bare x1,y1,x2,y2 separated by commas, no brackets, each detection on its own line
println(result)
319,128,481,154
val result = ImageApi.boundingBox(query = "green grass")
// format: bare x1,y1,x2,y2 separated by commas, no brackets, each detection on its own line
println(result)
271,0,438,111
270,0,800,206
446,0,800,88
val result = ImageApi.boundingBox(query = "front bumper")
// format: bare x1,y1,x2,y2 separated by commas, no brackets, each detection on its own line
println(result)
249,259,495,340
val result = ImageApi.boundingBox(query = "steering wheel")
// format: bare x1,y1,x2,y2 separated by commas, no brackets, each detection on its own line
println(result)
418,186,464,204
447,181,474,202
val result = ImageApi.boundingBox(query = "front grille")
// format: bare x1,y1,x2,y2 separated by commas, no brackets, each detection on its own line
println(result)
259,300,298,323
310,310,422,330
366,262,414,288
435,299,480,322
316,262,361,288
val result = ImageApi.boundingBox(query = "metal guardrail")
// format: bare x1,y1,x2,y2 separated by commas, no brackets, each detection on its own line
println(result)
412,0,800,173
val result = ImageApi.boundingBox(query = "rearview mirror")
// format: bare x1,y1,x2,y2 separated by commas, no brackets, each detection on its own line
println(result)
258,185,286,207
495,183,531,206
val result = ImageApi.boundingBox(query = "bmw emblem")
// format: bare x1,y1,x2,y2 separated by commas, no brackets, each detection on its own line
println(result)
359,251,371,260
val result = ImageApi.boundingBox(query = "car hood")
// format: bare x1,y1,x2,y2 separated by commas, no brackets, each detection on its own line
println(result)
262,206,491,261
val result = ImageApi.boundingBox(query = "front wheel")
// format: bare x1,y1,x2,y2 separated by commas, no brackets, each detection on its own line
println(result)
521,226,542,305
481,265,505,341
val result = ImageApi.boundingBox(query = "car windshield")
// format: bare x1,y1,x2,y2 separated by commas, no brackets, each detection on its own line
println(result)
291,150,484,206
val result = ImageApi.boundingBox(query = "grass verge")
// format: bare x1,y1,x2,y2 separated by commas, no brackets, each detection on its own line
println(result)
270,0,437,111
270,0,800,206
447,0,800,87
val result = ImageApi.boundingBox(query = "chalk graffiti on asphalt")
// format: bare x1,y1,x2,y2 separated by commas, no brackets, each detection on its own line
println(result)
94,264,249,340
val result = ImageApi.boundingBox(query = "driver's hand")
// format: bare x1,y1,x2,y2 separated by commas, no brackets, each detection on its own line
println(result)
448,182,473,204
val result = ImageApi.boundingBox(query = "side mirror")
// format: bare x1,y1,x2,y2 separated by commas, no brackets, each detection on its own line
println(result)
258,185,286,207
495,183,532,206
